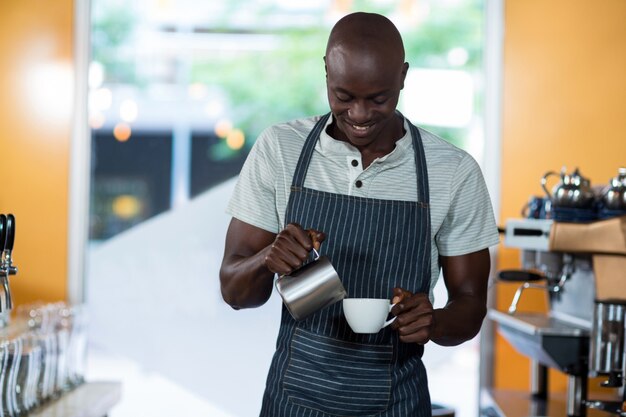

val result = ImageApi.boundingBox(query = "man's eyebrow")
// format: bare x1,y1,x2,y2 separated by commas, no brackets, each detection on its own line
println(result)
333,87,391,97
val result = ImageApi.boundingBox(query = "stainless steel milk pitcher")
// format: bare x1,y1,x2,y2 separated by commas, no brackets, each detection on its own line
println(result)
275,248,346,321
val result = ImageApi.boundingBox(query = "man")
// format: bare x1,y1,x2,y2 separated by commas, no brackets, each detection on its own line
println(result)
220,12,499,416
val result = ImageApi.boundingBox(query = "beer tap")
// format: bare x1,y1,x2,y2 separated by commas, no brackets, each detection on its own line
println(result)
0,214,17,315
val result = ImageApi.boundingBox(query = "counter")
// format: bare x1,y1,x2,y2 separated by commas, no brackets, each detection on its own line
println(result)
481,389,622,417
28,381,121,417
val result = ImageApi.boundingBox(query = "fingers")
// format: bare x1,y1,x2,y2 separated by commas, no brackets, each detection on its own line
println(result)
264,223,326,275
281,223,312,251
390,289,434,344
392,287,412,305
265,240,307,275
394,310,433,344
307,229,326,251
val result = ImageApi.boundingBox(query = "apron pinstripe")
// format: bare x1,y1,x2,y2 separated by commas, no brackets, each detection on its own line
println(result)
261,113,431,417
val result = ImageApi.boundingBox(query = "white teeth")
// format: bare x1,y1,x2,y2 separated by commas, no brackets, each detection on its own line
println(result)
352,125,369,131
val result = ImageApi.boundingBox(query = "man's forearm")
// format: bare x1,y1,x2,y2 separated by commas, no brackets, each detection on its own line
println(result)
220,247,275,310
430,296,487,346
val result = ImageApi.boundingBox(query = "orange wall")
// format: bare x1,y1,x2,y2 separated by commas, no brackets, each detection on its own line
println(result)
0,1,74,304
495,0,626,390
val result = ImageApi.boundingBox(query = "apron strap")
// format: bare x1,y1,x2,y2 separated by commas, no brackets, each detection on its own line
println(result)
290,113,331,189
408,122,430,204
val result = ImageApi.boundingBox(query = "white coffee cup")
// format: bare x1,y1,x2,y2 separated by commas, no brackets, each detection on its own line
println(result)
343,298,397,334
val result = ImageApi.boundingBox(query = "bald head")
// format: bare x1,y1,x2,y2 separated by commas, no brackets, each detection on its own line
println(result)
326,12,405,66
323,13,408,150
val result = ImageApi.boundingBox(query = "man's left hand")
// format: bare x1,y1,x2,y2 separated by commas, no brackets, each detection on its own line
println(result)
390,287,434,344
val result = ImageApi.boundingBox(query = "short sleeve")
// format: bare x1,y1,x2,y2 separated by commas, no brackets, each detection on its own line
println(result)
435,153,500,256
226,128,281,234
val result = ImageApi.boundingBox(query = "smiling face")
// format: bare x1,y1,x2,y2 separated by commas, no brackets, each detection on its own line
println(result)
324,13,408,153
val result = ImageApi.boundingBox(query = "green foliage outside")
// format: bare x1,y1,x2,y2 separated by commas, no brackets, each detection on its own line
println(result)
93,0,484,157
191,30,328,159
189,0,484,156
91,3,138,85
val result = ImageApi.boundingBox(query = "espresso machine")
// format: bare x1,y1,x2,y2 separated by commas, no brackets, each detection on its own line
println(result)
482,167,626,417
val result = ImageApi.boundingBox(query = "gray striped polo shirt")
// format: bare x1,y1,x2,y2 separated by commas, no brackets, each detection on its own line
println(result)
227,114,500,298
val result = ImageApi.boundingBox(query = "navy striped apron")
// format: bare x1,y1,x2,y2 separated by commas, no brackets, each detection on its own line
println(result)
260,113,432,417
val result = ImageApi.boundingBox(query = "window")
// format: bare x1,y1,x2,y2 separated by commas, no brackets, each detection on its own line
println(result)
86,2,487,416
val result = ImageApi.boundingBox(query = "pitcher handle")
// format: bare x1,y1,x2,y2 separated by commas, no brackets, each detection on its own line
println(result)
540,171,559,199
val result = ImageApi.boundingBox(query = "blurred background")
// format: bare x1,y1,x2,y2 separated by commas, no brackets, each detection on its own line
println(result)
3,0,626,416
85,1,487,416
86,0,484,243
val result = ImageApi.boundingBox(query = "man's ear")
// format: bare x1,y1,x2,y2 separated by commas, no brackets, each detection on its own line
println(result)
323,56,328,77
400,62,409,89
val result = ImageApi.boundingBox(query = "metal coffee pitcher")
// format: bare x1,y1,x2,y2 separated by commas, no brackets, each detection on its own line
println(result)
541,166,595,208
602,167,626,211
275,248,346,321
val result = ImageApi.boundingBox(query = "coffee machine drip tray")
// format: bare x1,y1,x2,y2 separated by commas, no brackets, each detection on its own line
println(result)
489,309,590,374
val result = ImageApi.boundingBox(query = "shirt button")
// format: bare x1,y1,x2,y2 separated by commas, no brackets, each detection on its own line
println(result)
355,180,363,188
351,159,359,167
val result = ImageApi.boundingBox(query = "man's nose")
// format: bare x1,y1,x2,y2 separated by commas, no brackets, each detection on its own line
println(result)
348,100,371,122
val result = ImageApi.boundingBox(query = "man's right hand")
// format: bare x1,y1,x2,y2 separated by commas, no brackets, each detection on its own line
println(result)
220,219,325,309
264,223,326,276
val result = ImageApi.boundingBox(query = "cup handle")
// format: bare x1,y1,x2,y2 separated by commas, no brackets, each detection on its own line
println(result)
382,303,398,328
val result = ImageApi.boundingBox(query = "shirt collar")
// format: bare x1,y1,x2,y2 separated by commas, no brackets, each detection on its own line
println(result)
317,113,413,165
